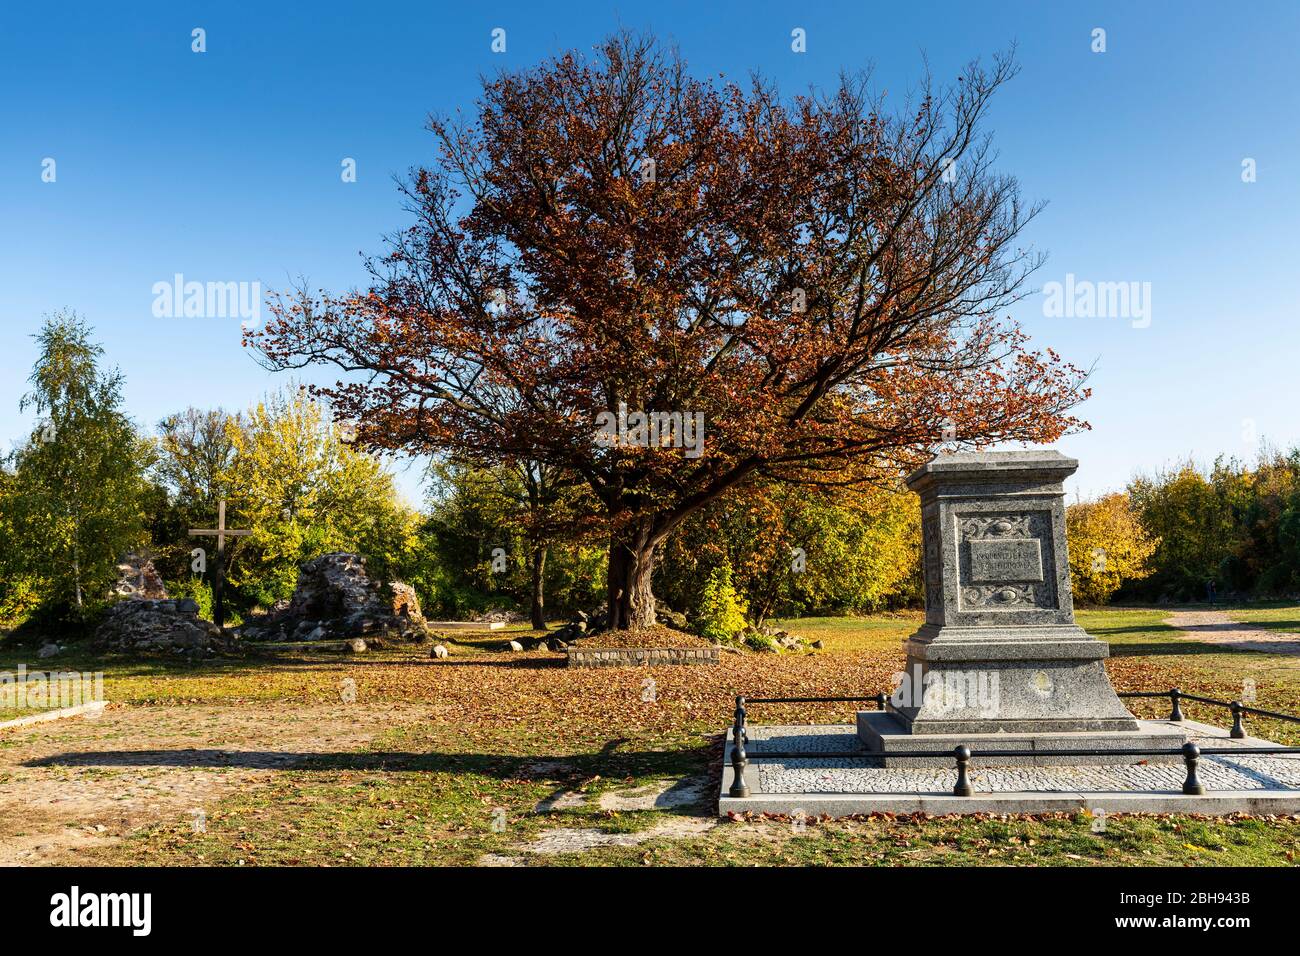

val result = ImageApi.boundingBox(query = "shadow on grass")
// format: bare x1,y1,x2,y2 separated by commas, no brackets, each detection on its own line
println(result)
1230,620,1300,634
1109,642,1246,657
23,737,715,784
1086,625,1179,637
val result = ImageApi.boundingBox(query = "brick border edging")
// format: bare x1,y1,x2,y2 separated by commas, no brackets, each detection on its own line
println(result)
565,646,720,667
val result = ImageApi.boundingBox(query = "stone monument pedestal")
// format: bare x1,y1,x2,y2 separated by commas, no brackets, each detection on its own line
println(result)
856,712,1188,766
859,451,1186,766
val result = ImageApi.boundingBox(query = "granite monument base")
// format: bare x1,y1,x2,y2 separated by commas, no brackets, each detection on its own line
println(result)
885,624,1147,734
719,721,1300,817
856,710,1188,766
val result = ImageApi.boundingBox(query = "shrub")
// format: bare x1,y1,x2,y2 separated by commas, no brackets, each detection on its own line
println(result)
168,578,214,621
693,561,748,643
742,630,780,653
0,574,44,630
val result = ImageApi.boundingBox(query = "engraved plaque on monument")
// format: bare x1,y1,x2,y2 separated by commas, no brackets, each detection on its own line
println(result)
967,537,1043,583
857,450,1187,765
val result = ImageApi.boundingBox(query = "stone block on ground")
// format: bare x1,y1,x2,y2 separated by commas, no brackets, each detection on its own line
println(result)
856,710,1187,767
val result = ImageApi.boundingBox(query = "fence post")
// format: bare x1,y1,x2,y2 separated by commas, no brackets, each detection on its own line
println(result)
952,745,973,797
1230,701,1247,739
1181,742,1205,795
875,692,887,711
729,695,750,798
1168,687,1184,722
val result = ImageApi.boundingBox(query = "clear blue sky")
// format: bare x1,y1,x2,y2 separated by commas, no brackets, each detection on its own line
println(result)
3,0,1298,506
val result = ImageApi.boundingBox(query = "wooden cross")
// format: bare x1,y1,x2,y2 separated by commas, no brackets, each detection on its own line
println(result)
189,499,251,630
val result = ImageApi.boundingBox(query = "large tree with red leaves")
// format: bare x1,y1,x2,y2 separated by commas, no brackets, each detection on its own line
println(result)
251,33,1088,629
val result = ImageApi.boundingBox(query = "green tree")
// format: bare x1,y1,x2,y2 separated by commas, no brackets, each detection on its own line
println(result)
418,462,520,616
1226,448,1300,594
221,388,420,609
147,406,242,582
418,461,602,622
154,407,240,509
658,479,921,622
6,312,150,620
1116,449,1300,600
1128,460,1242,600
0,466,44,627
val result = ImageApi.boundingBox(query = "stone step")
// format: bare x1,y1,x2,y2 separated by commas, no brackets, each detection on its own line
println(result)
856,710,1189,766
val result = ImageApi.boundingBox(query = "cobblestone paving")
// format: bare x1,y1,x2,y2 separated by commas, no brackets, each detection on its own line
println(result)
747,726,1300,795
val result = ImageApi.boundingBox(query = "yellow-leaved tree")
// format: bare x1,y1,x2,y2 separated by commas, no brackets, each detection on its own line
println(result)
224,388,421,607
1065,492,1158,605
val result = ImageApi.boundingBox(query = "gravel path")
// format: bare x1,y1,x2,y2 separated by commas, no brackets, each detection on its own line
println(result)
1164,609,1300,655
0,700,435,866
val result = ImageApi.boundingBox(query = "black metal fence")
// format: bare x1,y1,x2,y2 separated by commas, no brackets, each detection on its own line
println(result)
726,688,1300,799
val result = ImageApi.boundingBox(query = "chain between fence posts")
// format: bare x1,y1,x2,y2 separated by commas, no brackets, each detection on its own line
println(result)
1182,742,1205,795
729,695,750,798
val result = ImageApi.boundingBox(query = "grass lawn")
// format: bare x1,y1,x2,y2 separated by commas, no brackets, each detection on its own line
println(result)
3,607,1300,867
0,707,72,723
96,723,1300,868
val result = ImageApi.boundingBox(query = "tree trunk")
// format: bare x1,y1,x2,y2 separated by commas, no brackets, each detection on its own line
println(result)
71,515,83,609
607,524,657,629
530,544,547,631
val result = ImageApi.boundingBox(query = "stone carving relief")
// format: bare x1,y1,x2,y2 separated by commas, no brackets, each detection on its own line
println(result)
923,505,942,619
957,511,1057,611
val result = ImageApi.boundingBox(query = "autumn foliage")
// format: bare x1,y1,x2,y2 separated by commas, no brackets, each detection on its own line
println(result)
251,33,1089,628
1065,493,1157,605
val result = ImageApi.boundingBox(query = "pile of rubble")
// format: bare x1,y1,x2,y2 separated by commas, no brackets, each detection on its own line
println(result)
239,552,429,644
475,604,817,656
546,611,587,644
95,598,230,658
90,551,231,658
546,609,603,644
110,551,168,601
733,622,820,653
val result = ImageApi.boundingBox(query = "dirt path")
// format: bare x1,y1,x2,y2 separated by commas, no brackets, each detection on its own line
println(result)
0,700,434,866
1164,610,1300,655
